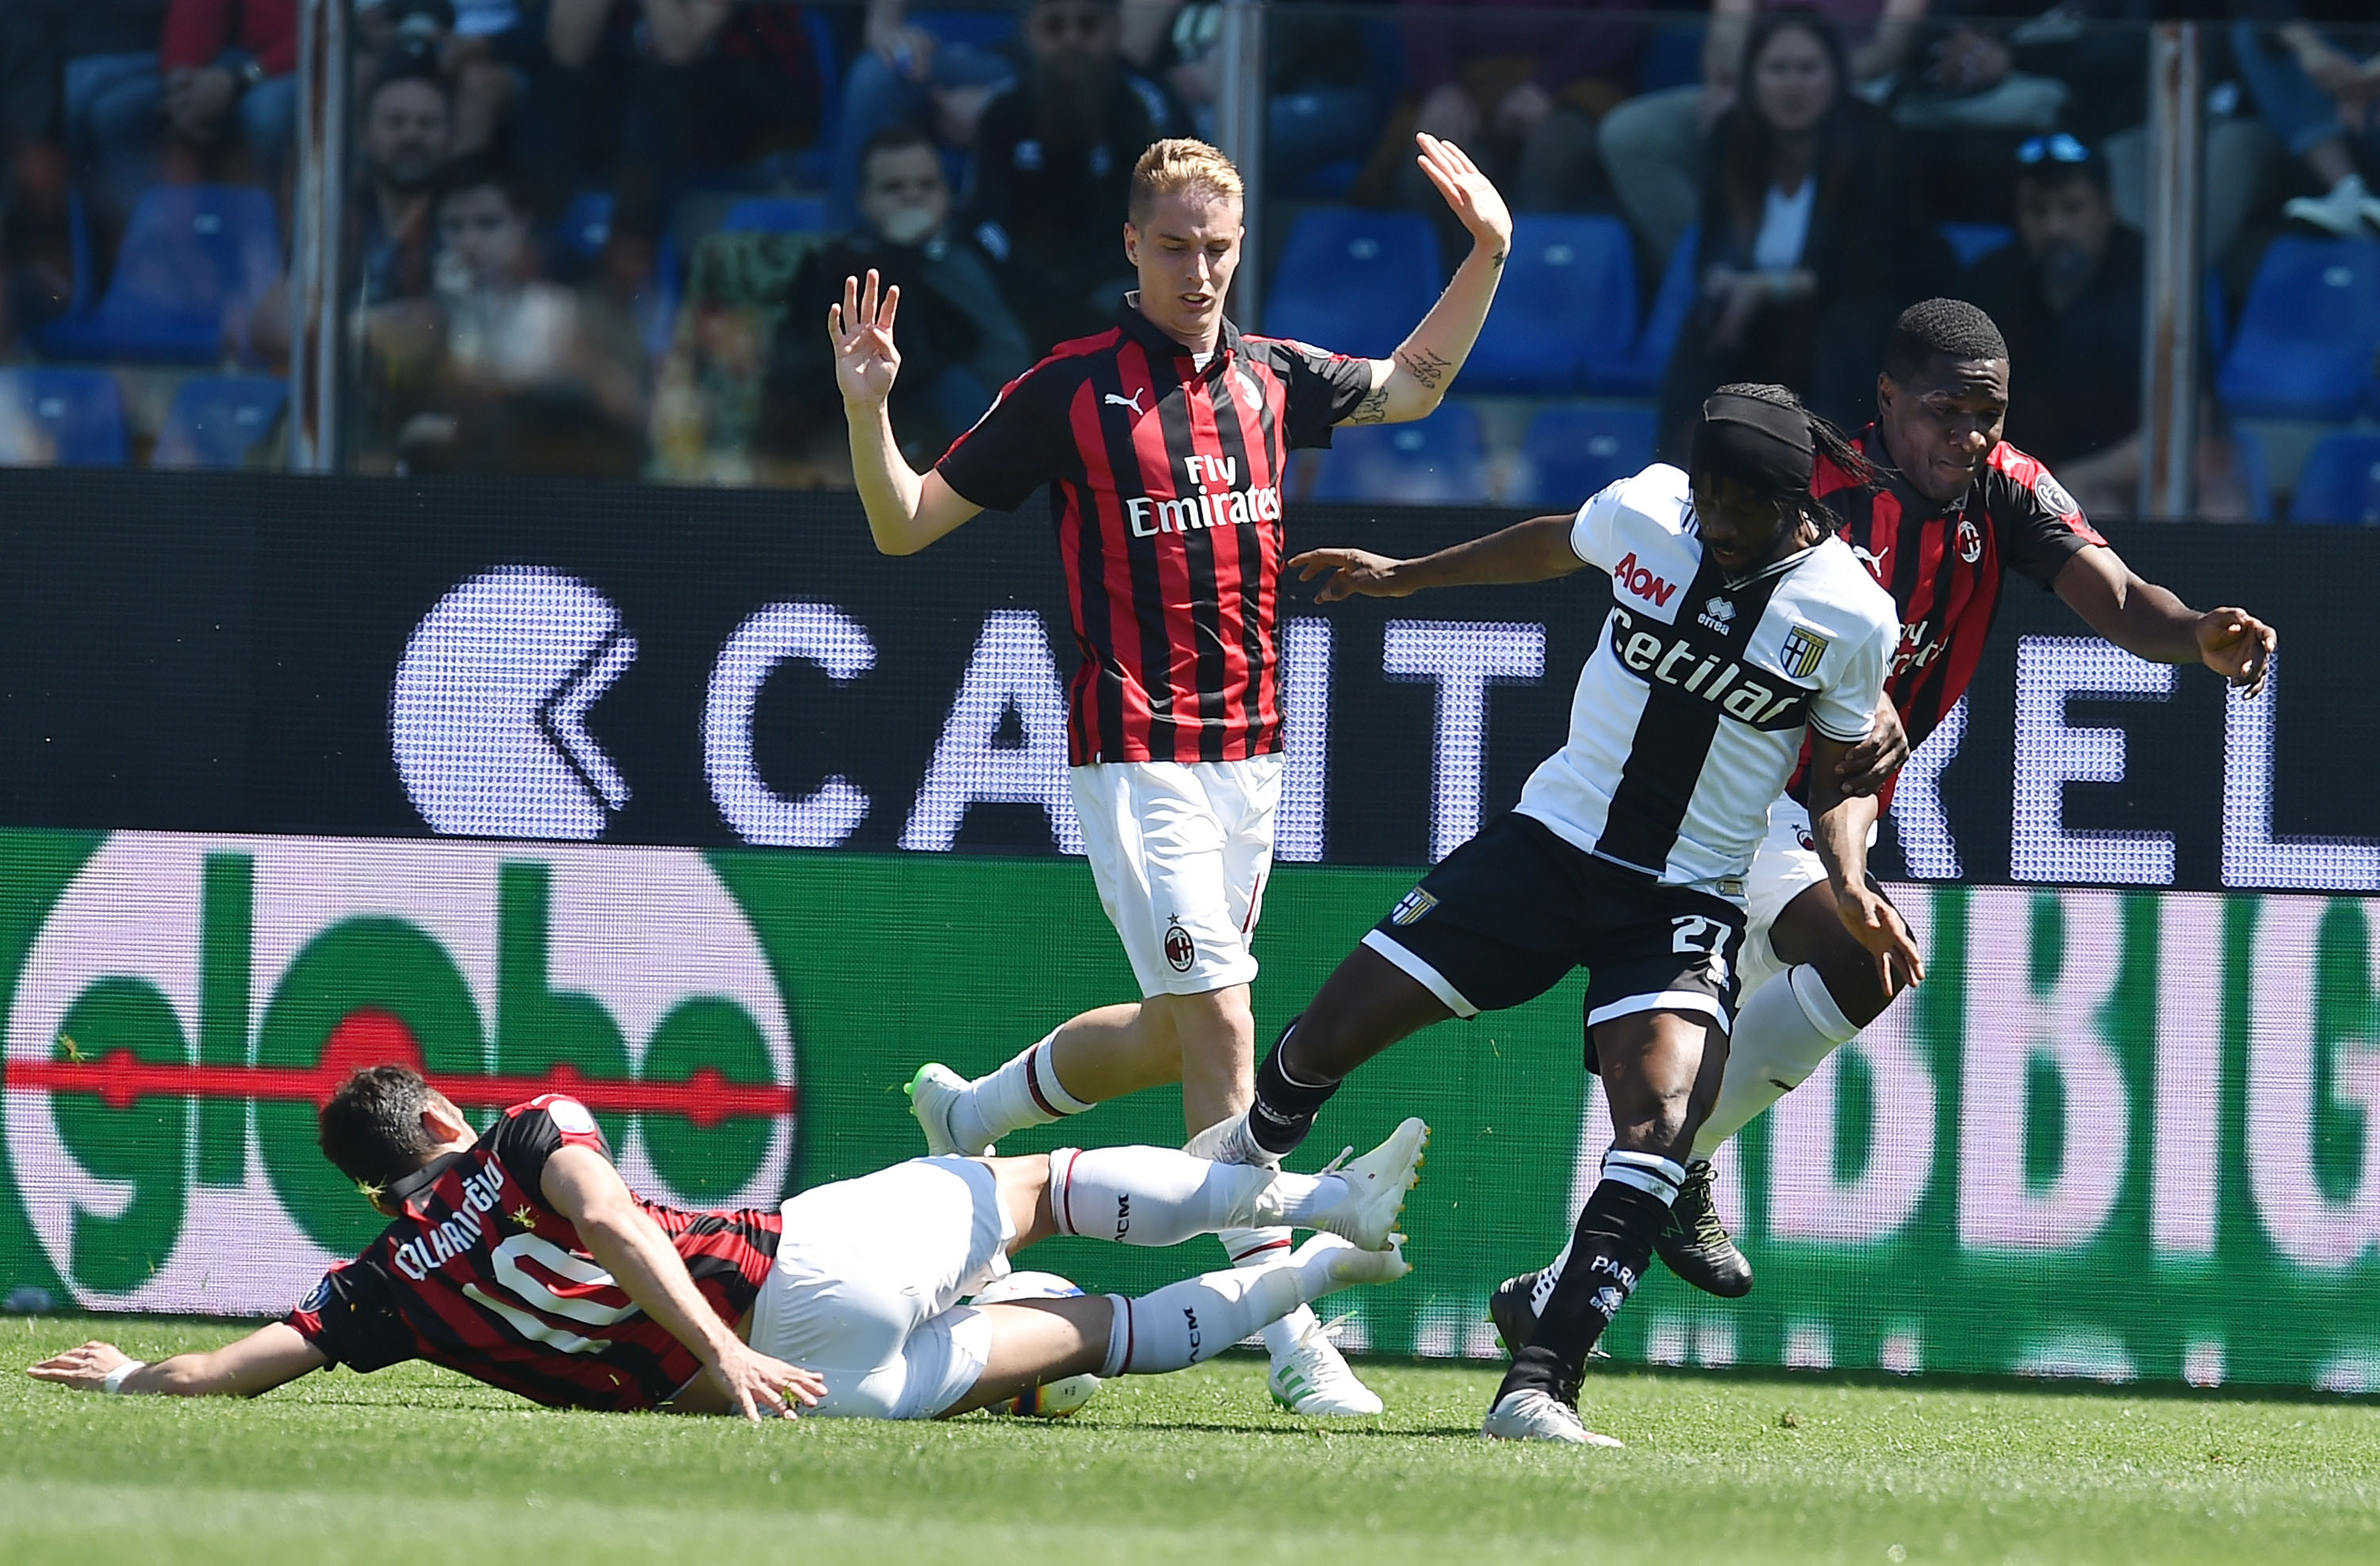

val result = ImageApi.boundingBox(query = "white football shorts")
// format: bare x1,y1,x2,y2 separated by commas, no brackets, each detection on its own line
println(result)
1069,754,1283,997
748,1156,1012,1420
1737,796,1880,996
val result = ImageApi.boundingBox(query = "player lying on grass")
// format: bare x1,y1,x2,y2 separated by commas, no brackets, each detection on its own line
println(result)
27,1065,1423,1422
1490,298,2279,1331
836,133,1512,1414
1195,388,1916,1444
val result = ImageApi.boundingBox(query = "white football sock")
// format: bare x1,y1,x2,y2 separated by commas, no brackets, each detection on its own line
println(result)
1689,963,1859,1160
1046,1146,1349,1246
1219,1228,1312,1357
948,1031,1092,1153
1099,1246,1348,1376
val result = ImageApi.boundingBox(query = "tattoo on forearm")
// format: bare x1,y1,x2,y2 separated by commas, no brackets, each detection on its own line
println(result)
1395,347,1454,392
1346,384,1391,424
1491,248,1507,271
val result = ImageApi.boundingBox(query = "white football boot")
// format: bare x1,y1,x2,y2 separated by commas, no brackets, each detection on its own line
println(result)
1270,1117,1429,1251
1268,1315,1386,1416
905,1062,981,1157
1480,1388,1624,1447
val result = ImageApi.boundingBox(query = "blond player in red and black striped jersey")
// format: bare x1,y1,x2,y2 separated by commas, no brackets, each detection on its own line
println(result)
831,135,1512,1414
29,1066,1426,1420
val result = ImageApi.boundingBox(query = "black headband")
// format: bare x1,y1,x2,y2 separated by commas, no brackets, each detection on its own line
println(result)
1691,392,1816,499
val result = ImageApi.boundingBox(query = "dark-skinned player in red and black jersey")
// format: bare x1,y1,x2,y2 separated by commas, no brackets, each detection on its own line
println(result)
1489,297,2278,1339
831,134,1512,1414
28,1067,1424,1418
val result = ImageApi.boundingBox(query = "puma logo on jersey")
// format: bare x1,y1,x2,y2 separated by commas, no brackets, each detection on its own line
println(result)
1851,543,1888,578
1104,390,1148,414
1609,605,1812,731
1612,551,1679,608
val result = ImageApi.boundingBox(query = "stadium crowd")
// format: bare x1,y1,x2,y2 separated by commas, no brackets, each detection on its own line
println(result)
0,0,2373,512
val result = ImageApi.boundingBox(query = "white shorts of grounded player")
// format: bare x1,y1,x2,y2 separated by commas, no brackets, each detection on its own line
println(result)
1735,796,1879,997
748,1157,1013,1420
1069,754,1283,998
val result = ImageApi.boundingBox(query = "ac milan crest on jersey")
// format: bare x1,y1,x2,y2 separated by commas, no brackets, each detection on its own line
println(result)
935,301,1376,767
1163,920,1197,972
1810,432,2105,792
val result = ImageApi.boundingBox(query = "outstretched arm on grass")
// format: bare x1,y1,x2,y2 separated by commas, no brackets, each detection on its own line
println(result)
29,1323,326,1399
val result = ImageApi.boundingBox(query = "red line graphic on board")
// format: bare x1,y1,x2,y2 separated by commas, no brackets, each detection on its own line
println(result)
6,1011,794,1130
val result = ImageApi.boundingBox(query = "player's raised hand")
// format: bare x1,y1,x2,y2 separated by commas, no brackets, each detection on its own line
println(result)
1413,132,1512,252
1837,885,1925,998
2195,607,2275,697
829,269,903,408
26,1340,136,1391
1292,547,1414,602
704,1338,826,1424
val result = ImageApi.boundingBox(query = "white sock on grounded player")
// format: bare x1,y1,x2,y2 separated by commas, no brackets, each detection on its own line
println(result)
1220,1228,1319,1358
1097,1246,1351,1376
1044,1148,1355,1247
947,1031,1093,1153
1688,963,1859,1161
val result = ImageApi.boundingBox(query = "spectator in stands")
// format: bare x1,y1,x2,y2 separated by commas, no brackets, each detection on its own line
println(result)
1392,0,1642,213
762,124,1031,471
2231,4,2380,236
75,0,301,196
827,0,1020,231
1964,134,2141,473
1657,10,1931,452
354,0,532,160
252,61,449,398
390,159,649,475
1603,0,1928,264
1122,0,1386,201
527,0,823,238
969,0,1180,351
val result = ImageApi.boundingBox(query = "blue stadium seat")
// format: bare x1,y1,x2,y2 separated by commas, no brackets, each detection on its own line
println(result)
1308,403,1488,504
1512,405,1660,507
554,190,615,260
911,8,1018,48
152,375,288,469
1941,222,2014,269
1264,208,1441,360
1604,221,1699,395
720,195,827,235
1464,215,1637,394
2217,237,2380,420
0,368,128,466
2287,432,2380,524
34,185,282,364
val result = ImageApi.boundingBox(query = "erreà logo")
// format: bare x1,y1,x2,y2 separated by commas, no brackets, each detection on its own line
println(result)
1,834,797,1316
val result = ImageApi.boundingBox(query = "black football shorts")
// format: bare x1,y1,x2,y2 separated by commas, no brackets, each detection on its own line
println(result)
1362,812,1745,1065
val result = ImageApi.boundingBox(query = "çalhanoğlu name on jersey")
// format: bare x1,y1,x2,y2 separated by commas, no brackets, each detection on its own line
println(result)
1517,463,1901,892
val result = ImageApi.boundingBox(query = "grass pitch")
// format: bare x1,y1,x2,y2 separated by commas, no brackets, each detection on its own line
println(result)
5,1316,2376,1565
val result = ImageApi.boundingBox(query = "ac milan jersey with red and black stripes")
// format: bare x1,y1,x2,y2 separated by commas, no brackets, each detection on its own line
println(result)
284,1096,780,1412
1806,430,2106,795
935,297,1374,766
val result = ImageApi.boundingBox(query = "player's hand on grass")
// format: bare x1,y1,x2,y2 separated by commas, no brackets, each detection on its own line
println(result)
2195,607,2274,697
1413,132,1511,253
1837,885,1924,998
1834,700,1910,797
1292,547,1411,602
830,269,903,409
27,1340,136,1392
704,1339,825,1423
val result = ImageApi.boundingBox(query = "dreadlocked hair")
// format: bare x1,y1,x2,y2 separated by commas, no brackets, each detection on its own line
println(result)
1707,382,1877,530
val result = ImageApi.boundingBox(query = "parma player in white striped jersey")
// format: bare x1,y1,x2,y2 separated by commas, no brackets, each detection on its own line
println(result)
1197,386,1921,1445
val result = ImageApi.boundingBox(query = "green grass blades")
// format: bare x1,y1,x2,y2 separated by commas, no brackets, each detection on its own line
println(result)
6,1315,2378,1565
